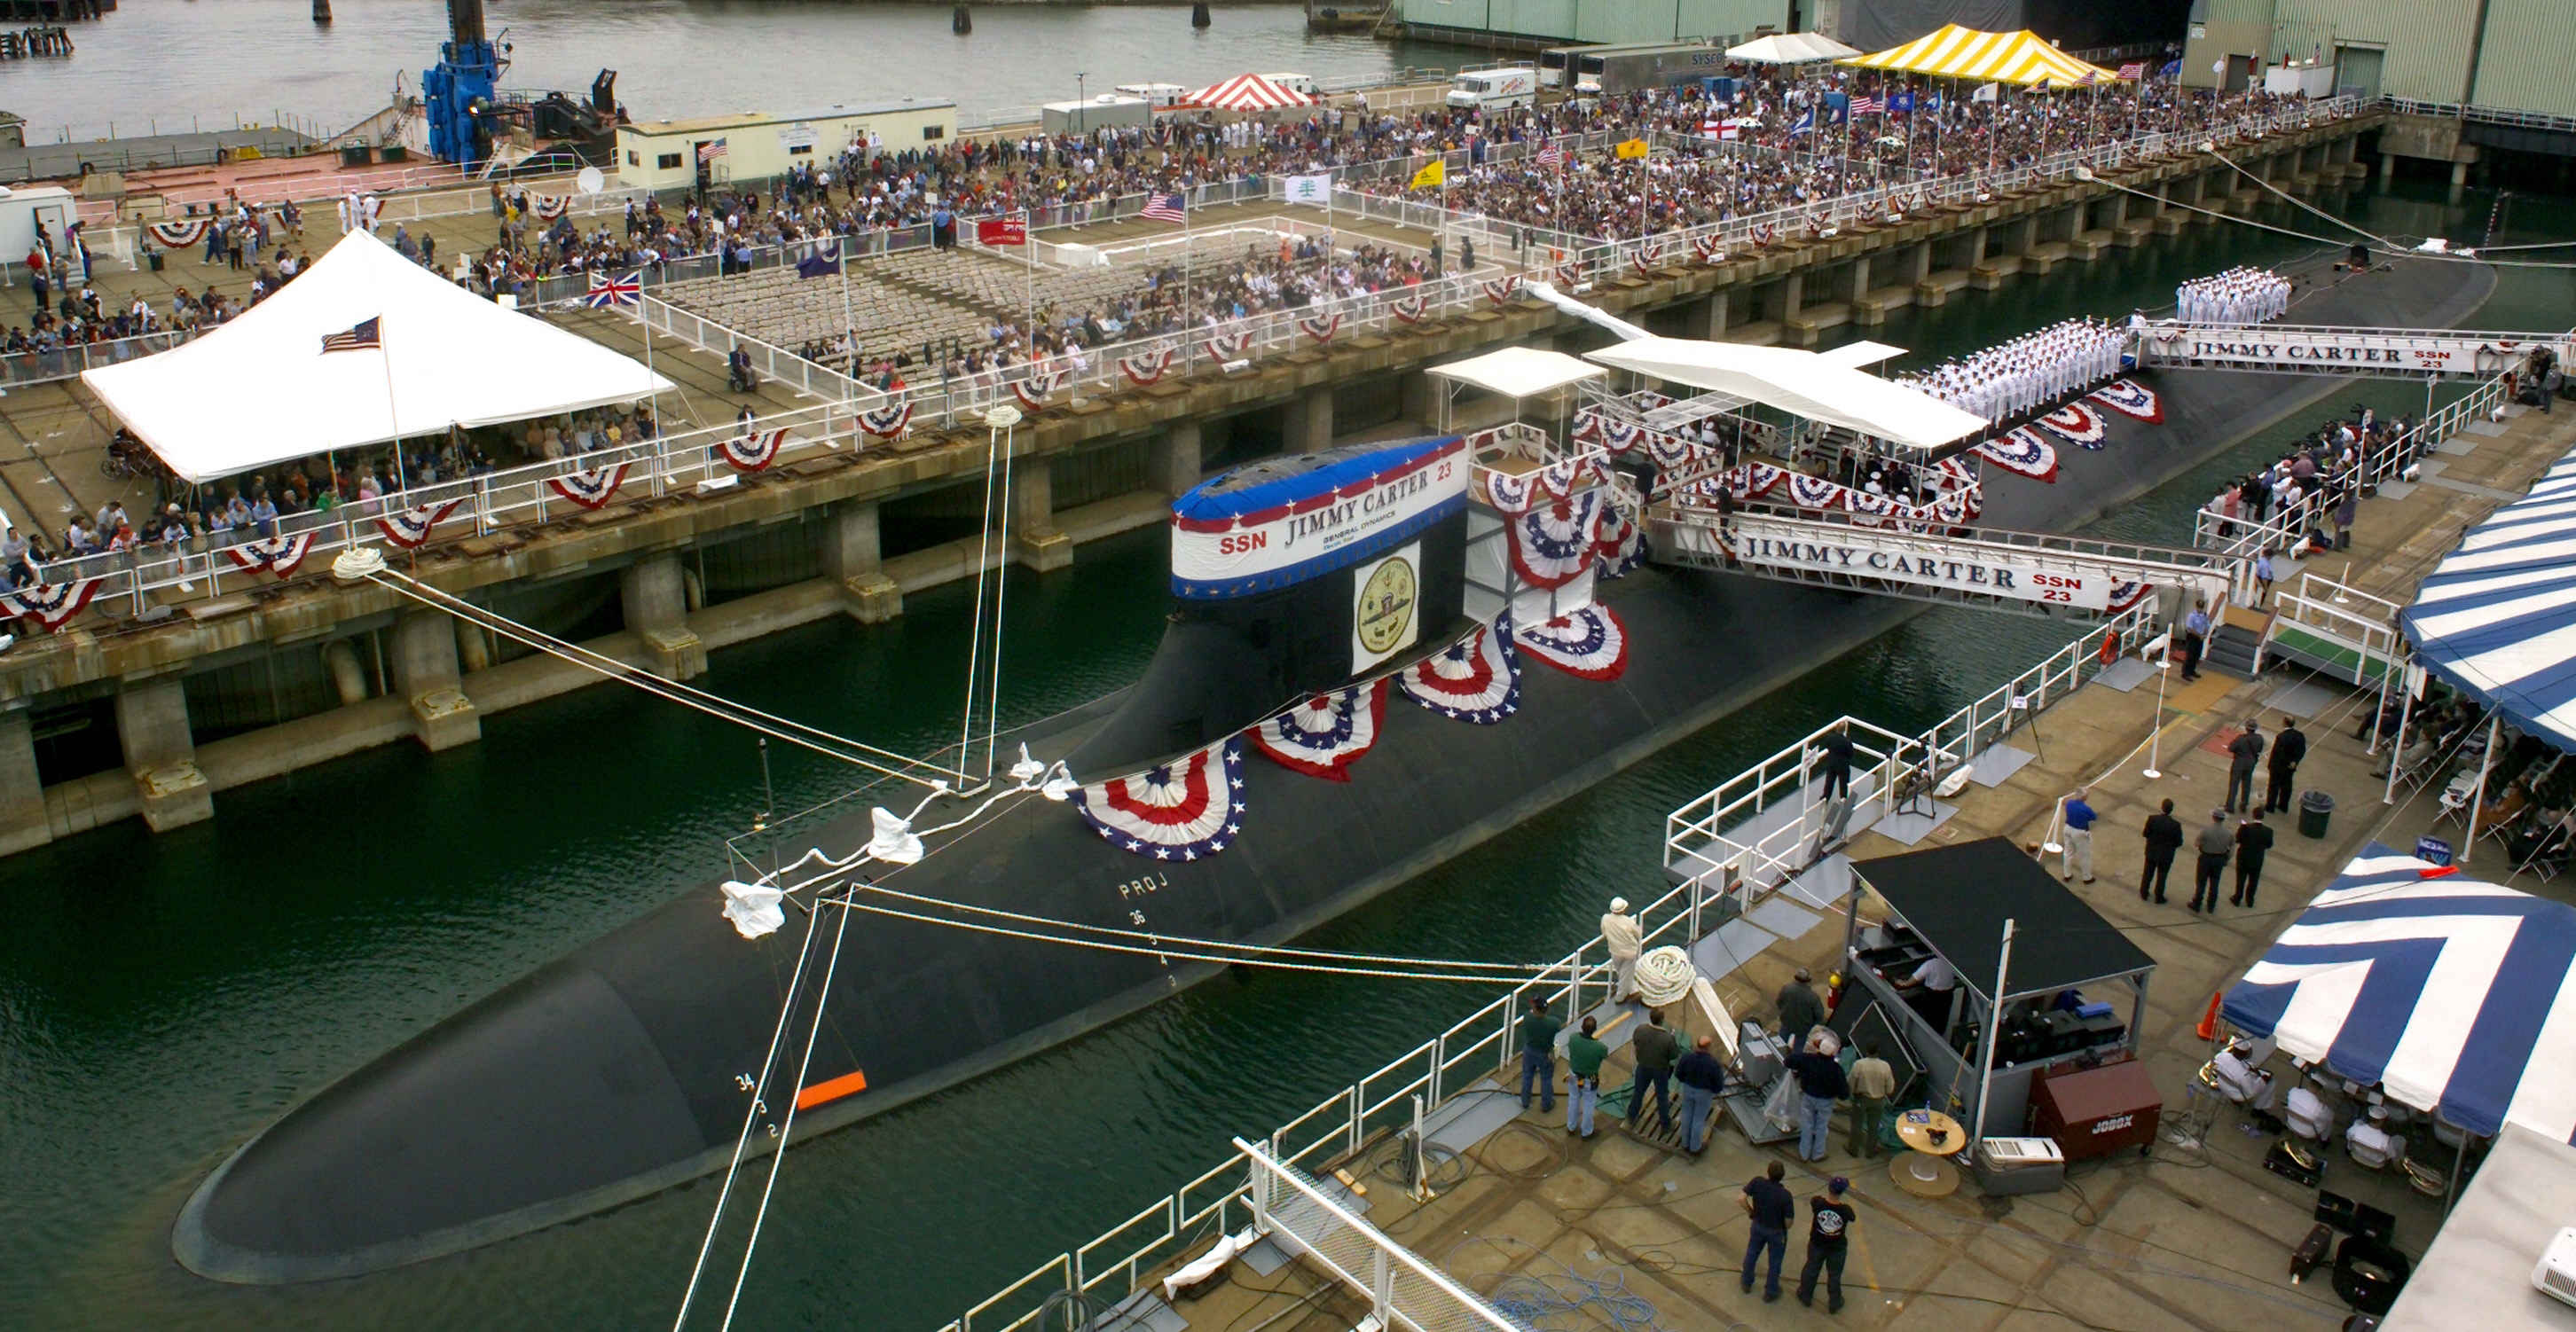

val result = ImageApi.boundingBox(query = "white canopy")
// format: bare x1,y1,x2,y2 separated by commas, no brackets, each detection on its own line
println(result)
1816,339,1905,372
1724,32,1862,64
1583,337,1986,451
1426,347,1606,399
82,231,672,484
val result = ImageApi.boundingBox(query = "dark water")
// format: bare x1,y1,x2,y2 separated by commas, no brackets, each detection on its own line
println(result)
5,183,2569,1330
0,0,1470,145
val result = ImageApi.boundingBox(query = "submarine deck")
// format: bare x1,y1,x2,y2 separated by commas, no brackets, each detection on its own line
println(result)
962,396,2576,1332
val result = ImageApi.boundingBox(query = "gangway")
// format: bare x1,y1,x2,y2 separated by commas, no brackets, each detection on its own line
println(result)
2259,572,2404,686
2132,321,2573,380
1650,503,2243,621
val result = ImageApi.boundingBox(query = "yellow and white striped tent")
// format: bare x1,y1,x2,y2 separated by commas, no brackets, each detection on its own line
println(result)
1840,24,2118,89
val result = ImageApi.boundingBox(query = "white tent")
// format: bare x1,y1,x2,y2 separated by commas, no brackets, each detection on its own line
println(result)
1583,337,1986,451
1425,347,1606,399
82,231,673,485
1724,32,1863,65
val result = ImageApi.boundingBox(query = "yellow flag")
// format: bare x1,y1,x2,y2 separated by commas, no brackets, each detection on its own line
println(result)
1409,159,1446,191
1614,137,1650,160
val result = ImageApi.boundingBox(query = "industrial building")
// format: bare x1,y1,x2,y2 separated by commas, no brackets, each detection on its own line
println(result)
1388,0,1789,51
2183,0,2569,115
615,98,957,192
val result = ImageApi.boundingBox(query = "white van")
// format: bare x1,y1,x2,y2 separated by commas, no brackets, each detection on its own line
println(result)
1444,67,1537,112
1114,82,1189,109
1264,72,1320,99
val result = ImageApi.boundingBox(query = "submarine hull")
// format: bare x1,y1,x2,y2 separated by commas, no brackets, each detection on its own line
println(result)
173,255,2493,1282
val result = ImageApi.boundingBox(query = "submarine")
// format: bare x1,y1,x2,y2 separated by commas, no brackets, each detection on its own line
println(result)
172,255,2491,1283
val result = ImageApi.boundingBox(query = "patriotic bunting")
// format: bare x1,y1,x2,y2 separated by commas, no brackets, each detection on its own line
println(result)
1482,276,1521,306
1300,312,1344,345
1480,466,1539,515
0,576,100,631
1508,492,1604,590
1753,223,1777,247
859,401,915,438
373,498,465,549
1010,370,1066,412
720,427,789,473
529,194,570,220
1398,619,1520,725
2036,401,2107,448
2087,379,2163,423
1556,260,1583,287
1072,736,1246,861
1694,235,1724,263
1514,604,1630,681
1975,429,2061,482
2105,580,2152,613
1119,344,1179,387
148,220,212,249
1206,331,1253,363
222,531,314,578
1592,498,1647,578
547,463,630,510
1250,681,1388,781
1390,295,1427,325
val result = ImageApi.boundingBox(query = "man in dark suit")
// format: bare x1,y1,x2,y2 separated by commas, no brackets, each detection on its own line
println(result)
2140,798,2183,904
2226,719,2265,815
2266,717,2308,814
2234,811,2276,908
1818,725,1855,801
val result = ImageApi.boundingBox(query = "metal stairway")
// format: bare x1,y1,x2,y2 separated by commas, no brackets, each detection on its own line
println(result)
1648,504,2249,623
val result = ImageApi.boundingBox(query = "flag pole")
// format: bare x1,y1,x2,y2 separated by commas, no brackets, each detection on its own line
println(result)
1022,206,1036,354
374,323,409,502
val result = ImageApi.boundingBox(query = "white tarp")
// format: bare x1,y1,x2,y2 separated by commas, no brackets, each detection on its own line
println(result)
1724,32,1862,64
1425,346,1606,399
82,230,673,484
1584,337,1987,451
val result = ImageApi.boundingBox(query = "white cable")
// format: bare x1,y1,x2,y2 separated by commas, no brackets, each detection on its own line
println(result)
986,423,1014,781
718,883,855,1332
671,889,825,1332
958,424,1001,769
370,569,962,788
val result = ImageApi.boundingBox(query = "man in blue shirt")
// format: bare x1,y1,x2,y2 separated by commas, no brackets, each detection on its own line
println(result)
2060,787,2098,883
1740,1160,1795,1303
2179,602,2210,681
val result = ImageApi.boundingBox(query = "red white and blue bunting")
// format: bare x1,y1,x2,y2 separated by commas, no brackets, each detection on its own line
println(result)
1704,463,1983,529
547,463,630,510
1508,492,1604,589
1694,235,1724,263
2036,401,2107,449
1595,501,1647,576
859,401,915,438
529,194,570,220
1572,409,1708,474
1072,736,1245,861
1119,344,1179,387
1010,370,1066,413
1300,312,1344,345
1514,604,1629,681
1480,466,1541,515
1483,276,1521,306
0,576,99,631
2087,378,2164,423
1390,295,1427,325
222,531,314,578
1398,619,1520,725
2106,580,2152,613
374,498,464,549
1753,223,1778,247
1975,429,2061,482
148,219,212,249
720,427,789,473
1206,331,1253,363
1555,260,1583,287
1251,681,1387,781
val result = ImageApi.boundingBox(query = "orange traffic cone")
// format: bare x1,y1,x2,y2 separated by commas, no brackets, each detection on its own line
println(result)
2195,991,2223,1042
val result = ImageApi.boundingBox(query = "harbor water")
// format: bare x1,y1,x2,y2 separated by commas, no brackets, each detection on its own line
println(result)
1,48,2570,1320
0,0,1469,146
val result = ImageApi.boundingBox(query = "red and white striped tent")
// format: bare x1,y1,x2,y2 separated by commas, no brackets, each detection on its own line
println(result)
1180,73,1318,113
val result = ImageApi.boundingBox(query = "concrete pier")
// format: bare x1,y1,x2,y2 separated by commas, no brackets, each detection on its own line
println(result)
392,610,480,752
0,708,46,856
825,501,903,623
115,676,211,832
621,552,709,681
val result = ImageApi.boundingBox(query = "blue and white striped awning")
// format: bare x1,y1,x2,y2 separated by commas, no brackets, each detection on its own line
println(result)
2399,448,2576,753
2222,845,2576,1141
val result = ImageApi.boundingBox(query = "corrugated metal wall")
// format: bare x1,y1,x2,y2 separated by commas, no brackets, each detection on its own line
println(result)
2469,0,2576,116
2181,0,2274,89
2271,0,2475,102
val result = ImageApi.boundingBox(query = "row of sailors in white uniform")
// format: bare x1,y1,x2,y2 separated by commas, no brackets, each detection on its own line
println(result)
1897,317,2127,424
2175,266,2290,325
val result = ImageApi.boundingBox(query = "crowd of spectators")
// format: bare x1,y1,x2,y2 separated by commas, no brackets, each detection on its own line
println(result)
2203,403,2408,557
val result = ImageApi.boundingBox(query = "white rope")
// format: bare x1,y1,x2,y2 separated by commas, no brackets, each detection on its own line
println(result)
958,424,1002,771
671,889,825,1332
2172,150,2576,271
986,426,1015,782
369,569,963,789
718,884,856,1332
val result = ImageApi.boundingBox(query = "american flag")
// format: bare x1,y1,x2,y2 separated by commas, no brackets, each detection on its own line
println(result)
2117,61,2148,82
697,137,728,163
1140,192,1189,225
2074,69,2101,86
320,316,381,354
1850,96,1885,114
585,270,641,308
1535,140,1565,169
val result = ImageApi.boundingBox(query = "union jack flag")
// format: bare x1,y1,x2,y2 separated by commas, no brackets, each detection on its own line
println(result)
1850,96,1885,114
585,270,641,308
1535,140,1564,169
2117,61,2148,82
1140,192,1189,225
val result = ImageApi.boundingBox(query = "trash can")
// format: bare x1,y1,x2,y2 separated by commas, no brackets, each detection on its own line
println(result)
2299,790,2334,839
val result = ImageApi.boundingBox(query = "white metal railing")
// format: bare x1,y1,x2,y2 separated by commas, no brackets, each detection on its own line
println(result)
2266,571,2402,686
638,290,869,404
1241,1139,1516,1332
1663,606,2159,904
2382,97,2576,137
